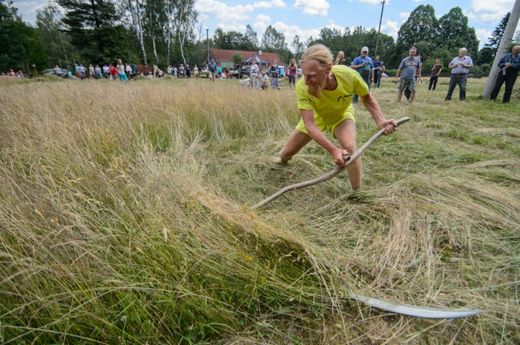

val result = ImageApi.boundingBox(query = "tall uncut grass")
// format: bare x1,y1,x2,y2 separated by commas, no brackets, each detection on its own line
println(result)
0,76,519,344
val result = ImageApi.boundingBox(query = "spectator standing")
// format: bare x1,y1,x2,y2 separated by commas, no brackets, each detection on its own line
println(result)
260,72,269,90
78,64,86,79
334,51,345,65
117,59,128,82
216,64,222,79
372,56,384,88
125,63,132,78
88,64,95,78
445,48,473,101
396,47,422,103
194,65,199,77
209,61,216,81
109,64,117,80
94,65,102,79
102,64,109,78
250,61,259,89
271,71,280,90
288,58,297,88
351,46,374,103
490,45,520,103
429,58,442,90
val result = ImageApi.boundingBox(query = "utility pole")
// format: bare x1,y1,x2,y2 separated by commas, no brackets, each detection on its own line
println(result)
206,28,210,67
483,0,520,97
374,0,386,56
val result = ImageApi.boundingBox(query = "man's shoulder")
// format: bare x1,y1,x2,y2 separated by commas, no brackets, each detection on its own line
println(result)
333,65,357,76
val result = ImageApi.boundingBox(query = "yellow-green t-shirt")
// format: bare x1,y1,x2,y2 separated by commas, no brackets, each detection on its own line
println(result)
295,65,369,134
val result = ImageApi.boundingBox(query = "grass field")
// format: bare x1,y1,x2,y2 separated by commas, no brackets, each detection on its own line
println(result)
0,75,519,344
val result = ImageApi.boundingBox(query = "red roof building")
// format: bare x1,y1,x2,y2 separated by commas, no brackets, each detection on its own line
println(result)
209,48,285,68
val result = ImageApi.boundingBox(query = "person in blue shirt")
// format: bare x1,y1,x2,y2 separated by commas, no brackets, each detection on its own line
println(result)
351,46,374,103
490,45,520,103
372,56,384,88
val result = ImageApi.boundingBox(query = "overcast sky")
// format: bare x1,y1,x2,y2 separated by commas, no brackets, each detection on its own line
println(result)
11,0,520,49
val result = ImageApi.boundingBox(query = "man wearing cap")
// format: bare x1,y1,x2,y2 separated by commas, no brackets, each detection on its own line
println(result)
351,46,374,103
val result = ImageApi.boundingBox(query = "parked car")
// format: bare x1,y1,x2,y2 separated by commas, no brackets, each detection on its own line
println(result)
41,68,68,78
238,65,251,78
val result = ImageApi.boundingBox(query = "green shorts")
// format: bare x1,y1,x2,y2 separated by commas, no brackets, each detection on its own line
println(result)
295,109,355,135
399,78,416,92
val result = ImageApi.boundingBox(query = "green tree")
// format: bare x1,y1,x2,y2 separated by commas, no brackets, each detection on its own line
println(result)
396,5,438,54
261,25,286,51
36,3,77,67
58,0,134,63
0,0,47,72
232,53,243,66
438,7,479,58
485,12,510,55
291,34,304,59
243,24,258,51
477,47,495,65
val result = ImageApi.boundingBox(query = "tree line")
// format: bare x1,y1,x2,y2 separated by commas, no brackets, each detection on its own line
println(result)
0,1,516,75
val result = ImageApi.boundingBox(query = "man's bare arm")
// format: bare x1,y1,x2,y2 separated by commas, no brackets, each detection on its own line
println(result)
360,93,396,134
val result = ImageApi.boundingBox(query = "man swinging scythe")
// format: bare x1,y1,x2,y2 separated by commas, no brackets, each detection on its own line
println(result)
254,44,480,320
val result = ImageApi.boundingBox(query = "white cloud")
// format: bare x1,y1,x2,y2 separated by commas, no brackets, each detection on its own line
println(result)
11,0,47,24
272,21,344,51
355,0,388,4
256,0,286,9
294,0,329,16
253,14,271,33
196,0,286,21
469,0,513,22
399,11,410,22
381,20,399,39
216,23,247,32
475,28,491,46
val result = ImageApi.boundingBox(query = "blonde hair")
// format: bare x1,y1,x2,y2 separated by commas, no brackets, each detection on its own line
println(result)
334,51,345,65
301,44,333,67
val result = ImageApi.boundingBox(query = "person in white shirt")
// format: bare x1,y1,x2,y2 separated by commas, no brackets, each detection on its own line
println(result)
250,61,259,89
445,48,473,101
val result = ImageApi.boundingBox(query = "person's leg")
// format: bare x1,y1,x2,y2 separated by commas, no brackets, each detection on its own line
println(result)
433,76,438,90
334,120,361,190
397,79,405,102
458,74,467,100
428,77,433,90
279,129,312,163
490,73,505,100
502,72,518,103
445,75,456,100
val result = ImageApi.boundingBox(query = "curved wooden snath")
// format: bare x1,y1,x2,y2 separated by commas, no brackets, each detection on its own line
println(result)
252,117,411,209
252,116,481,319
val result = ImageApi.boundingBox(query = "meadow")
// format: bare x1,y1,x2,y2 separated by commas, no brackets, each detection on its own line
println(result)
0,75,519,344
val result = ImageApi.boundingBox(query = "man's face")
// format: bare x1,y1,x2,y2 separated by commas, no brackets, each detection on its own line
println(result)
408,49,416,57
302,60,330,97
459,49,466,57
513,46,520,55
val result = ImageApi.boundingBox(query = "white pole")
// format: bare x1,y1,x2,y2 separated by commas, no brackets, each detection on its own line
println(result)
483,0,520,97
